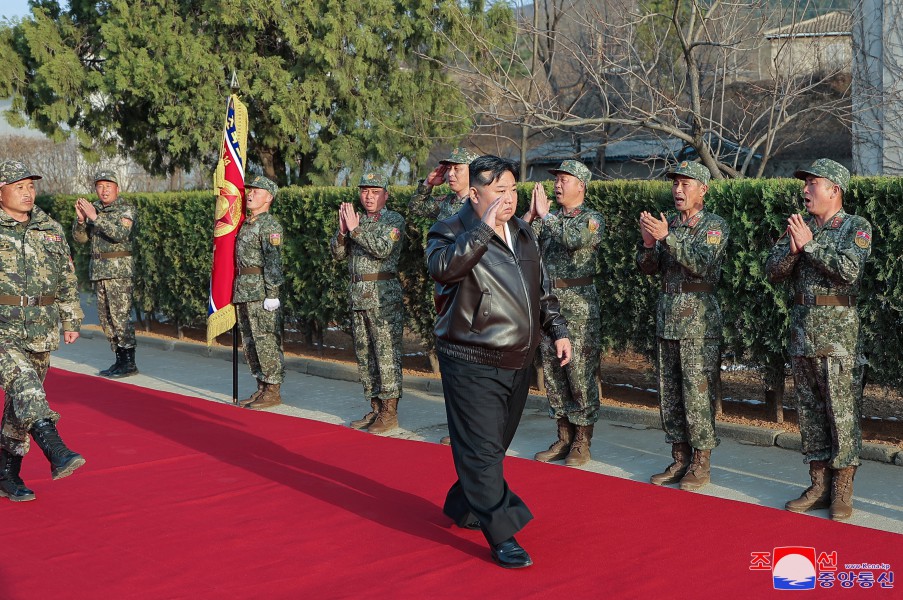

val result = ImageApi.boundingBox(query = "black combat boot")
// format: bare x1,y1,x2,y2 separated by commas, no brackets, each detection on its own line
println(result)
0,449,35,502
110,347,138,378
30,419,86,480
100,348,124,377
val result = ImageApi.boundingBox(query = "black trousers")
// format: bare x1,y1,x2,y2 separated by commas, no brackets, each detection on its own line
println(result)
438,352,534,545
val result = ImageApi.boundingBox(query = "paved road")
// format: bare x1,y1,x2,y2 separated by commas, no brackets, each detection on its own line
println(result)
52,324,903,536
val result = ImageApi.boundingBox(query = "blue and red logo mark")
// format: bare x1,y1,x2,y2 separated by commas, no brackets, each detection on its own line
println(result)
750,547,894,590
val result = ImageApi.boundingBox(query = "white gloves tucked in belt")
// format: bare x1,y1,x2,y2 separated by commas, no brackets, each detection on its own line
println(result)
263,298,280,311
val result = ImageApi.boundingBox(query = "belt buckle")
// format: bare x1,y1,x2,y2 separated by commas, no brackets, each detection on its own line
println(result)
664,282,678,294
352,275,362,283
802,293,815,305
23,295,38,307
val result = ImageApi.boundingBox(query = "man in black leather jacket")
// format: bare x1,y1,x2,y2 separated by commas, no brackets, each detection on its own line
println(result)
426,155,572,569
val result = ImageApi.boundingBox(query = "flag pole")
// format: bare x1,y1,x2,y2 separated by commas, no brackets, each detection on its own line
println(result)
230,70,241,407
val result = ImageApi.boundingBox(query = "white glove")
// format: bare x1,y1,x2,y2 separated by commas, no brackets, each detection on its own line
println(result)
263,298,280,311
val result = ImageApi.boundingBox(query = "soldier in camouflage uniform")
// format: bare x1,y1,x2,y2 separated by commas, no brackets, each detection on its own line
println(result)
234,175,285,410
409,147,478,446
73,170,138,378
408,147,479,221
330,171,405,434
637,160,729,491
0,160,87,502
766,159,871,521
523,160,604,467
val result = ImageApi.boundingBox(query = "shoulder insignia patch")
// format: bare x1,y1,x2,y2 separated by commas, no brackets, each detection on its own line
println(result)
830,216,844,228
269,233,282,246
706,230,722,245
44,233,63,243
389,227,401,242
686,214,701,228
855,230,871,248
588,218,600,233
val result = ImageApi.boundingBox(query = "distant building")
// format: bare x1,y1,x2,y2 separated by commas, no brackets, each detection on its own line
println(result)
763,11,852,77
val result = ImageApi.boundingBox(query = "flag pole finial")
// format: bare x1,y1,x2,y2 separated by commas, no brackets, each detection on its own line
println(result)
230,70,239,93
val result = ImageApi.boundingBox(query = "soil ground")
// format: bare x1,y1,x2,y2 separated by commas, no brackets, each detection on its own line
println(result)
138,321,903,450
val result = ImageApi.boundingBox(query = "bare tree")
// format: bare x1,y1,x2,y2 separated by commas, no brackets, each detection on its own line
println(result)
431,0,856,178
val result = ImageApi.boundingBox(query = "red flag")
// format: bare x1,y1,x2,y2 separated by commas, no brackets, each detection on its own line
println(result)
207,93,248,343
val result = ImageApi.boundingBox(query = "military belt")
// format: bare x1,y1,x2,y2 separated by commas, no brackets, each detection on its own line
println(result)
0,294,56,307
662,282,714,294
552,276,594,289
238,267,263,275
92,251,132,259
794,293,856,307
351,273,396,283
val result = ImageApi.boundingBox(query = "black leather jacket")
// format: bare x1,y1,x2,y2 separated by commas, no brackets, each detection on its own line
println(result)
426,200,569,369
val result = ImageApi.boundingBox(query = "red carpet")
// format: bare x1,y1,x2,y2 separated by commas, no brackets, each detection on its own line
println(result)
1,369,899,599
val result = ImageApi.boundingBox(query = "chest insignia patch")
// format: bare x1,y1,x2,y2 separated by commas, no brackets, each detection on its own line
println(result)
706,230,722,245
389,228,401,242
44,233,63,243
855,230,871,248
588,218,600,232
269,233,282,246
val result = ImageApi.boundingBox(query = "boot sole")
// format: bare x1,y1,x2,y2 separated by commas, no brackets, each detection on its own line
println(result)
679,479,710,491
52,456,86,480
108,370,139,379
785,501,830,513
0,489,36,502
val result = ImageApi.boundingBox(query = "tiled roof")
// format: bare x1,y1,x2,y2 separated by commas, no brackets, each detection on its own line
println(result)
765,11,851,38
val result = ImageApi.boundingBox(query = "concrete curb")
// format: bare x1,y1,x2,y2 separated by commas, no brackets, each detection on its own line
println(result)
112,328,902,466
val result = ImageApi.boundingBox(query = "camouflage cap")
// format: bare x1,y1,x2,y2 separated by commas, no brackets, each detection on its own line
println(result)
440,147,479,165
245,174,278,197
358,171,388,189
666,160,712,185
93,169,119,185
549,159,591,185
0,160,42,184
794,158,850,192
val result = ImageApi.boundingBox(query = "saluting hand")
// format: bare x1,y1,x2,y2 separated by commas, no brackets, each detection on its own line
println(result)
481,197,502,227
426,164,449,187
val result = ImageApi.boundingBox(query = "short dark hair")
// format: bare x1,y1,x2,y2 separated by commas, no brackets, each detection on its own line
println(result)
469,155,518,188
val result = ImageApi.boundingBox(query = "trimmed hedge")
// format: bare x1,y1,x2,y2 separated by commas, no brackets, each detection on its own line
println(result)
38,176,903,393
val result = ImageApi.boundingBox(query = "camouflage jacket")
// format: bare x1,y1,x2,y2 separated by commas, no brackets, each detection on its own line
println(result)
636,210,729,340
233,211,284,303
531,204,604,324
0,206,83,351
408,181,466,221
766,208,872,357
72,197,136,281
330,207,405,310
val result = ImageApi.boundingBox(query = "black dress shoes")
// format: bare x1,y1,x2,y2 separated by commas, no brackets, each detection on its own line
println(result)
490,537,533,569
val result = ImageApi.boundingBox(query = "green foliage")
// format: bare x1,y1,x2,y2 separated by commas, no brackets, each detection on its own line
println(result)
1,0,476,184
37,175,903,392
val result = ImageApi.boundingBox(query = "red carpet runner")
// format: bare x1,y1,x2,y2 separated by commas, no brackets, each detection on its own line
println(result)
1,369,899,598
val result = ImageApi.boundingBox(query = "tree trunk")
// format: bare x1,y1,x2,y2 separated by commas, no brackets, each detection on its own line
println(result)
764,359,786,423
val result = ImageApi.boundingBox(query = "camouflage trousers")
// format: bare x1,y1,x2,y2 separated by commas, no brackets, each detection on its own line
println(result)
791,355,862,468
0,342,57,456
656,337,720,450
96,278,136,350
351,303,403,400
539,318,600,426
237,301,285,384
